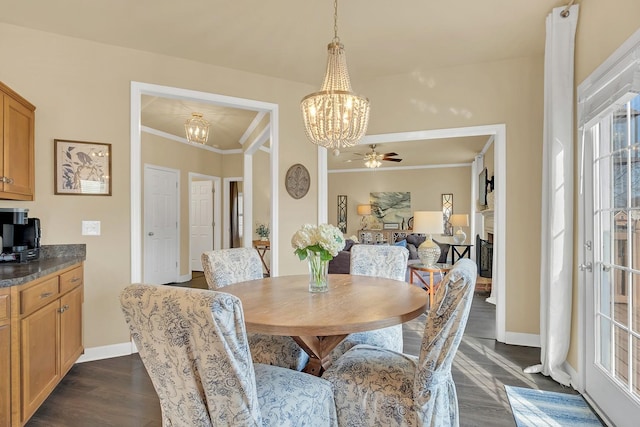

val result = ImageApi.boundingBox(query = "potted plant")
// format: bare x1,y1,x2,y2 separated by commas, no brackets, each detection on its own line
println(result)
256,222,270,241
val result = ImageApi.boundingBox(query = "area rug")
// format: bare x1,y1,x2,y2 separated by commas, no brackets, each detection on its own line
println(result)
504,385,602,427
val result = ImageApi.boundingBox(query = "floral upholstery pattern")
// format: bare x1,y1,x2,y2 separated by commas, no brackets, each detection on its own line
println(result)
322,258,477,427
120,284,337,427
325,244,409,365
201,248,309,371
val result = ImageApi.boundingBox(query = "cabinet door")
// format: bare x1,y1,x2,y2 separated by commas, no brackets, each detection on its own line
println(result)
60,286,83,375
21,302,59,422
2,94,34,200
0,323,10,427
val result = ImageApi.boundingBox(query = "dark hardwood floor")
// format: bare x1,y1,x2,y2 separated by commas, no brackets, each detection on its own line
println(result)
27,274,576,426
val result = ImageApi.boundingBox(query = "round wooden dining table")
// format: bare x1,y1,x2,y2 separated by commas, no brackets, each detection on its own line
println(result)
222,274,429,375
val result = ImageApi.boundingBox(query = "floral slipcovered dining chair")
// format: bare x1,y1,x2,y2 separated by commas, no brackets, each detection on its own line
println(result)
201,248,309,371
120,284,337,427
325,244,409,365
322,258,477,427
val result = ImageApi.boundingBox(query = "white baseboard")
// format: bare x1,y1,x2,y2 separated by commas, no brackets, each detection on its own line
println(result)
504,332,540,347
177,272,192,283
76,341,138,363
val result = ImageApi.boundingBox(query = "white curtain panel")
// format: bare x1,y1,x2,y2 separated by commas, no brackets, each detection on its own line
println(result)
524,4,579,386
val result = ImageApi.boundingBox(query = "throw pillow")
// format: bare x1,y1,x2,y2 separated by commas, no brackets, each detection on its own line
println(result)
406,243,418,259
393,239,407,248
406,233,426,247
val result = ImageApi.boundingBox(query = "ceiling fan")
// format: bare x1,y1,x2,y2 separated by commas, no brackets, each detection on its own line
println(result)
359,144,403,168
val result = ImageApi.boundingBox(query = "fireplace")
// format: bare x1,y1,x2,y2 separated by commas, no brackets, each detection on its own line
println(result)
476,234,493,278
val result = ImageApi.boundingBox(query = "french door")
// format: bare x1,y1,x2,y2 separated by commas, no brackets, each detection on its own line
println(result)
583,94,640,426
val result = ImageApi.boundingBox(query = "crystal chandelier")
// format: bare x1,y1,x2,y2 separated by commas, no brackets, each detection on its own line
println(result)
184,112,210,144
300,0,370,149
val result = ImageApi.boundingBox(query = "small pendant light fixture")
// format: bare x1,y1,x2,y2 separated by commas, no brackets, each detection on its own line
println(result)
300,0,370,149
184,112,210,144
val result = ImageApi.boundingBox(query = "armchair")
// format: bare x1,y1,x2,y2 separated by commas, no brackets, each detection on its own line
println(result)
120,284,337,427
322,259,477,426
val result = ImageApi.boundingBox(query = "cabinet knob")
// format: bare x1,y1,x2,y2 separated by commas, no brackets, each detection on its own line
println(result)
1,176,14,184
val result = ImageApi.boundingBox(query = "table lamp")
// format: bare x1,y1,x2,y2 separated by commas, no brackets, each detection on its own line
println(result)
412,211,444,267
357,204,371,228
450,214,469,244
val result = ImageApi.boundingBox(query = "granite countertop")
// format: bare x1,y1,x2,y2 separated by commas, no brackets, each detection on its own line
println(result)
0,244,86,288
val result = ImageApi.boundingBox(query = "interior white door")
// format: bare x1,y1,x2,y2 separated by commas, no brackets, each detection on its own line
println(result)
190,180,213,271
583,95,640,426
144,165,179,284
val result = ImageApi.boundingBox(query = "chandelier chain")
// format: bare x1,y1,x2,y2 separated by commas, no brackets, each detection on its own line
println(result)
333,0,340,43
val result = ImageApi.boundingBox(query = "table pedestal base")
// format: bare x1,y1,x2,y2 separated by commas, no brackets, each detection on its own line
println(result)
293,334,347,376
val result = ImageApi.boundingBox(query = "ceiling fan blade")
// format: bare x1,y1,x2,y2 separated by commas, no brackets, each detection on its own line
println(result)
382,152,398,157
383,158,403,162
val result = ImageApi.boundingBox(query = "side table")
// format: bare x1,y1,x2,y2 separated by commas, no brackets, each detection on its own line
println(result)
252,240,270,276
408,262,453,308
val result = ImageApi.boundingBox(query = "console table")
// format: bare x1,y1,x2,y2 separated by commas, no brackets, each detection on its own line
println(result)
450,244,473,264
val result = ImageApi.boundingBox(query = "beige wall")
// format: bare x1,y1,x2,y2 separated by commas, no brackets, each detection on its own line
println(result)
359,55,545,335
0,0,638,356
0,22,316,348
328,166,472,238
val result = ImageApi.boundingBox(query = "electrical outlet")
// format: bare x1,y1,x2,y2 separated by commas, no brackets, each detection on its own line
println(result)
82,220,101,236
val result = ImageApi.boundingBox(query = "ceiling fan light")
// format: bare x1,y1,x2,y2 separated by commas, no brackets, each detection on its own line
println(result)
185,112,210,144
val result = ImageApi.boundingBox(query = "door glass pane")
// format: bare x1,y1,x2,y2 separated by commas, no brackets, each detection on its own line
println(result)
613,268,628,327
631,147,640,208
632,213,640,271
613,105,630,150
633,274,640,334
614,325,629,387
601,210,613,266
613,151,628,209
634,336,640,397
599,316,612,372
601,268,612,318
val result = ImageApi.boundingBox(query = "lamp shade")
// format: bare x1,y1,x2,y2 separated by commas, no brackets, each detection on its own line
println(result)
412,211,443,235
357,204,372,216
449,214,469,227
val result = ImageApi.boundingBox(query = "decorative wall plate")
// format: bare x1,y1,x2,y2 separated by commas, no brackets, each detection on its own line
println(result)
285,163,310,199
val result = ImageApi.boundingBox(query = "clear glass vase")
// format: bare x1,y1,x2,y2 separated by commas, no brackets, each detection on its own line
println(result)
307,251,329,293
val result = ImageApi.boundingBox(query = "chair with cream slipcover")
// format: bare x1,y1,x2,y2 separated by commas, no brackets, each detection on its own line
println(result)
325,244,409,366
120,284,337,427
201,248,309,371
322,258,477,427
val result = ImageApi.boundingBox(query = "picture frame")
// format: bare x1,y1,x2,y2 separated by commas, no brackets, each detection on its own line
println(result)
54,139,112,195
383,222,400,230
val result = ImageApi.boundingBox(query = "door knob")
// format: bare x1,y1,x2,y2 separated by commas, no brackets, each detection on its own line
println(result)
579,262,592,272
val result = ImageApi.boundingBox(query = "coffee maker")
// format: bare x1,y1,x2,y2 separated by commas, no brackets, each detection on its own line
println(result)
0,208,41,262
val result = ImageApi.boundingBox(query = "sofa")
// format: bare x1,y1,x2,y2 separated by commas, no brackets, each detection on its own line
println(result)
329,235,451,275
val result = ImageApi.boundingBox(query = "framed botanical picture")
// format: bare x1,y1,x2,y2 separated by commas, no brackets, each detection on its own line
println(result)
54,139,112,195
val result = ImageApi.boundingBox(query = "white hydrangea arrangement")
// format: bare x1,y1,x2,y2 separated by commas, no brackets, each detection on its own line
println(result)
291,223,345,261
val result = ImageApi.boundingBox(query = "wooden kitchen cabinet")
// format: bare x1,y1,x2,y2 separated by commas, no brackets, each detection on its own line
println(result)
0,288,11,427
7,263,84,427
0,81,35,201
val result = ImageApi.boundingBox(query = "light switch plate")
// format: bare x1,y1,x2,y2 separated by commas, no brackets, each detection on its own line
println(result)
82,220,101,236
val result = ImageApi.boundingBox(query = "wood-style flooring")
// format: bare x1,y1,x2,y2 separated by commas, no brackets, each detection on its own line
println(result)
26,273,577,426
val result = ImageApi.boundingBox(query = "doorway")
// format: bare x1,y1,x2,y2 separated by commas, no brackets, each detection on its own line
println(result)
319,124,507,342
143,164,179,284
130,82,280,283
189,173,221,271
